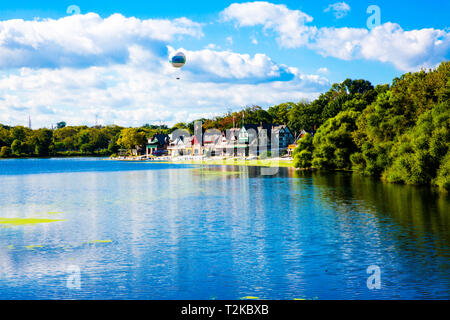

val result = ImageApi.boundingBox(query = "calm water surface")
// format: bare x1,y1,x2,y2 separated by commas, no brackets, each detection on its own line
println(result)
0,158,448,299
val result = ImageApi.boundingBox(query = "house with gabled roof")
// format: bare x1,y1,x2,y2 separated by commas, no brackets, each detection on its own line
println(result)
203,130,222,156
167,136,186,157
184,135,202,156
146,134,169,156
272,125,295,149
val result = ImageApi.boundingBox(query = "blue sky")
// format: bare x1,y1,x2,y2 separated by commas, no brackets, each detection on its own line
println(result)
0,1,449,127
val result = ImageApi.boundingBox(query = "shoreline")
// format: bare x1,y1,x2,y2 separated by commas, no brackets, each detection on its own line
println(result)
110,156,296,168
170,158,295,168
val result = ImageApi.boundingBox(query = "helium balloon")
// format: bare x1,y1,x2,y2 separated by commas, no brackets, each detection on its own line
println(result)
170,52,186,68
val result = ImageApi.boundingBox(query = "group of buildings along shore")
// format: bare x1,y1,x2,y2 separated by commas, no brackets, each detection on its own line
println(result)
123,123,309,160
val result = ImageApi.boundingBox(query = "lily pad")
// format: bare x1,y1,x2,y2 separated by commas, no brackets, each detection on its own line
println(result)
240,296,260,300
25,245,44,250
0,218,66,226
85,240,112,244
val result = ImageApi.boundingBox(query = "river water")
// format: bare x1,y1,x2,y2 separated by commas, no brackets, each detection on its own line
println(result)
0,158,448,299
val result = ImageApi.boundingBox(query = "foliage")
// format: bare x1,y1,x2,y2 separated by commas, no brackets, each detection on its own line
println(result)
382,101,449,186
293,133,313,169
312,110,360,170
292,61,450,191
117,128,147,150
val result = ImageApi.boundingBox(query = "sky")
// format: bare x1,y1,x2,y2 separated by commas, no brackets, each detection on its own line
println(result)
0,1,449,128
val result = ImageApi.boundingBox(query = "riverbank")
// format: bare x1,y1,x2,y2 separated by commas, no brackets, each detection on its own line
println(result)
171,158,295,168
111,155,295,168
0,151,111,159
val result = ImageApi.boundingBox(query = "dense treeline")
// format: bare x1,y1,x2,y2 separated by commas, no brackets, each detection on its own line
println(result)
293,61,449,191
0,124,172,158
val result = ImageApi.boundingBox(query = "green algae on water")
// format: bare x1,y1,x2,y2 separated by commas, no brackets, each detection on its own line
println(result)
240,296,260,300
25,245,44,250
85,240,112,244
0,218,66,226
194,169,241,176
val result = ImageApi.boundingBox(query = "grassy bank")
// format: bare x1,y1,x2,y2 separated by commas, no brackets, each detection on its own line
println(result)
168,158,295,168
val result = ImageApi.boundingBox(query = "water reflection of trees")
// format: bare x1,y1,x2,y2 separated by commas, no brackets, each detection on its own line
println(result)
291,170,450,256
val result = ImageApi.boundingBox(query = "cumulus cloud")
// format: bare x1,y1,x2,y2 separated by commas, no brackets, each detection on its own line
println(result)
0,13,203,69
0,63,328,128
221,1,314,48
0,10,332,128
324,2,351,19
221,1,450,71
168,46,303,83
310,23,450,71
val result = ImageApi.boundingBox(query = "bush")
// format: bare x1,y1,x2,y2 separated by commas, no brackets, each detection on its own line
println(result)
434,152,450,191
293,133,313,168
0,146,11,158
311,110,360,170
259,151,272,159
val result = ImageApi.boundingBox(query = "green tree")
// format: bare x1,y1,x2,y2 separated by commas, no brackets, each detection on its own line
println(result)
11,126,28,141
0,127,10,147
33,128,53,156
11,139,25,155
117,128,146,150
0,146,11,158
293,133,313,168
288,101,320,133
382,101,449,186
57,122,67,129
312,110,360,170
268,103,294,125
434,151,450,190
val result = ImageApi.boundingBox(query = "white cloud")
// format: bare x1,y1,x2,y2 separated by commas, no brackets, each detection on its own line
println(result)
0,36,329,128
0,11,332,128
0,62,328,128
221,1,450,71
0,13,203,69
310,23,450,71
221,1,314,48
317,67,329,74
167,46,314,83
205,43,219,50
324,2,351,19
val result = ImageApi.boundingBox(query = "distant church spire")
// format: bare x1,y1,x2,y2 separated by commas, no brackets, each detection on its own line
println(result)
28,115,32,129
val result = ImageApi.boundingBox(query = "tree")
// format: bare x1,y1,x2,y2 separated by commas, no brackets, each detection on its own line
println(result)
77,129,92,147
288,101,320,133
352,61,450,180
117,128,146,150
382,101,449,187
293,133,313,168
0,146,11,158
34,128,53,156
11,139,25,155
80,142,95,153
57,122,67,129
268,103,294,125
53,126,78,150
11,126,30,141
0,127,10,147
312,110,360,170
434,151,450,190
